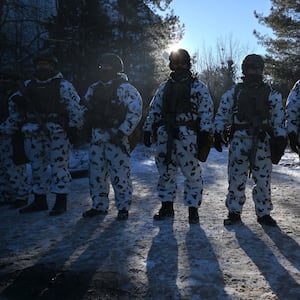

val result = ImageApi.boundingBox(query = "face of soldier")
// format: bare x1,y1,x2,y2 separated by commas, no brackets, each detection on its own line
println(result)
98,63,116,83
244,65,263,83
34,61,56,80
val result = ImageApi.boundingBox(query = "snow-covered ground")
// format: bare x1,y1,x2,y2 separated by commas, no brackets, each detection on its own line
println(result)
0,144,299,299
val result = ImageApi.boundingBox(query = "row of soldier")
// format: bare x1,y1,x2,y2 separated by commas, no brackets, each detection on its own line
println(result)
0,48,299,226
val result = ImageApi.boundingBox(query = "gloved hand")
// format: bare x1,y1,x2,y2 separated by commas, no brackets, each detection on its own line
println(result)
12,95,27,111
110,129,124,145
214,132,226,152
288,132,299,154
270,135,287,164
67,127,78,145
197,131,210,143
143,131,152,147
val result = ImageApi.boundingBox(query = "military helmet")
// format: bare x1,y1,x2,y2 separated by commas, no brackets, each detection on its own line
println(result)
98,53,124,73
33,49,58,66
242,54,264,74
169,48,191,70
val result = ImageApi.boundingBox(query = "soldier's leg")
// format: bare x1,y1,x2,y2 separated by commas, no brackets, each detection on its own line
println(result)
83,142,109,217
176,135,202,224
225,137,250,223
106,142,132,220
19,134,49,213
0,138,14,204
252,140,276,226
49,131,71,215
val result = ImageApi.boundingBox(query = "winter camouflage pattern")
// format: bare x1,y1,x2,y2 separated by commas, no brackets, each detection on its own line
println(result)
286,79,300,136
0,91,29,203
84,77,142,211
10,72,84,195
143,78,214,207
214,83,286,217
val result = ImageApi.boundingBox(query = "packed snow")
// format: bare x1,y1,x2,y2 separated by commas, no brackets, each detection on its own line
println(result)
0,144,299,299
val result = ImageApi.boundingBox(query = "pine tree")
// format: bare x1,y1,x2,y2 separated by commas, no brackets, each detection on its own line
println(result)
254,0,300,88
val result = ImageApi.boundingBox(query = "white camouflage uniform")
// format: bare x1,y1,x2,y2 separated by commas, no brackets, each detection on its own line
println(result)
84,75,142,212
286,79,300,138
0,94,29,203
214,83,286,217
143,78,214,207
11,72,84,195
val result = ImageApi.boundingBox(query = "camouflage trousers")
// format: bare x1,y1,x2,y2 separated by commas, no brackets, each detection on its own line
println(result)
24,130,71,195
226,136,273,217
0,136,29,202
155,130,203,207
89,140,132,211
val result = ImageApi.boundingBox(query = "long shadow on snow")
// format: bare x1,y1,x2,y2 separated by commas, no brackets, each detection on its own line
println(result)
231,224,300,300
145,220,181,299
185,225,230,299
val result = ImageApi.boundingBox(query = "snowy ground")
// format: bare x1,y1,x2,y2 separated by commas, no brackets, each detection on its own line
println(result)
0,144,299,299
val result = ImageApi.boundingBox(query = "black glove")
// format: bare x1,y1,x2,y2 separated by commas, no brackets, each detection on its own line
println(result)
270,135,287,164
110,129,124,145
288,132,299,154
214,132,226,152
12,95,27,111
197,131,210,143
143,131,152,147
67,127,78,145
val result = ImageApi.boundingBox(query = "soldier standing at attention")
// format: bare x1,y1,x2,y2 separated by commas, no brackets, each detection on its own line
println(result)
0,67,29,208
82,53,142,220
143,49,214,224
12,49,84,216
214,54,287,226
286,79,300,154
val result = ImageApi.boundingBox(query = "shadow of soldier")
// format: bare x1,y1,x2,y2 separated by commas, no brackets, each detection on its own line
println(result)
146,219,181,299
1,215,112,300
262,225,300,272
233,224,300,300
185,225,230,299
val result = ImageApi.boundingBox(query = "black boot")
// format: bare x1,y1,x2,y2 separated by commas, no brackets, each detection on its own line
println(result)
153,201,174,220
11,198,28,209
188,207,199,224
223,212,241,225
19,194,48,214
49,194,67,216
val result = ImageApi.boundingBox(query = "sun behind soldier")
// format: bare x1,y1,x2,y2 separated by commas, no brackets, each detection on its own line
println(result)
143,49,214,224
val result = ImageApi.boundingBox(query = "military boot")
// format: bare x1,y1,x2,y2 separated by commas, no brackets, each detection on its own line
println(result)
153,201,174,220
188,207,199,224
49,193,67,216
19,194,48,213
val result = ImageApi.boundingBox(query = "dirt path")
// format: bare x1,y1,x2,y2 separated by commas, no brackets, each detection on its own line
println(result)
0,147,299,299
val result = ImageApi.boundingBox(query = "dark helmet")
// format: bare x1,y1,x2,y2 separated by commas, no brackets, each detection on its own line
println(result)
33,49,58,67
241,54,264,75
98,53,124,73
0,66,21,81
169,48,191,70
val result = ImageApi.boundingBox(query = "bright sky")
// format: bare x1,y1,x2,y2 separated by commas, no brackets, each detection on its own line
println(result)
168,0,273,57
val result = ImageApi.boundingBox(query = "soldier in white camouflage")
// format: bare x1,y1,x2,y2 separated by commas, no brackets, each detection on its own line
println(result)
0,67,30,208
214,54,287,226
286,79,300,154
82,53,142,220
143,49,214,224
11,49,84,216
